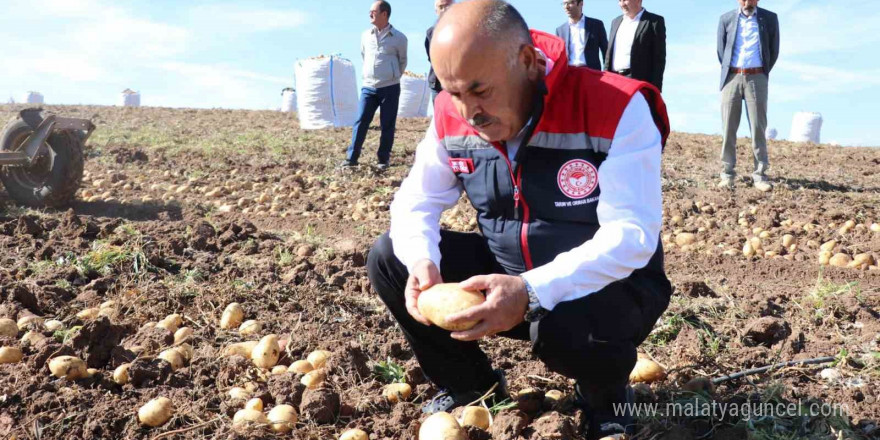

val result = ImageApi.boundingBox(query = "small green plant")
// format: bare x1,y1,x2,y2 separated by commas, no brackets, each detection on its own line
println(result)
830,347,849,367
53,325,82,344
648,313,687,346
488,398,518,414
372,358,406,384
275,247,295,267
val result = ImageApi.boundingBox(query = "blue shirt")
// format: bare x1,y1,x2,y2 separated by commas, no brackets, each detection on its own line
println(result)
731,10,763,69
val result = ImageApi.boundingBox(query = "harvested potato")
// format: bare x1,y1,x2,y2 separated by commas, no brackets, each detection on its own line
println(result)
173,343,194,361
629,354,666,383
0,347,23,364
829,253,852,268
851,253,875,267
0,319,19,337
819,251,832,266
229,387,250,400
114,363,131,385
289,360,314,374
742,242,756,258
419,412,467,440
417,284,485,331
156,314,182,332
220,303,245,329
17,315,44,329
239,320,263,336
781,234,796,248
138,397,174,427
271,365,288,375
383,383,412,403
232,409,269,431
44,320,64,332
307,350,332,369
252,335,281,368
339,428,369,440
460,406,491,430
544,390,565,407
224,341,258,357
674,233,696,246
267,404,298,433
245,398,264,411
48,356,89,380
21,331,47,345
820,240,837,252
158,348,186,371
871,223,880,232
76,308,100,321
173,327,193,344
301,370,327,389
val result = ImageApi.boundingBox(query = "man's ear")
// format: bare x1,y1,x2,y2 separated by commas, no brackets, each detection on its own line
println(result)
520,46,542,81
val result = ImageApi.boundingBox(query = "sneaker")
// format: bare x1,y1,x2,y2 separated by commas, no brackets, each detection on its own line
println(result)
336,160,358,169
754,181,773,192
376,162,390,171
575,384,636,440
421,369,509,414
717,178,734,189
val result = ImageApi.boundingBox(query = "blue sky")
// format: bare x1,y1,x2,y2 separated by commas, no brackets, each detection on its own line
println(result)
1,0,878,146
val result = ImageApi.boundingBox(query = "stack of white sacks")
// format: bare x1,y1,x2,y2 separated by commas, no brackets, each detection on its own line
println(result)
294,55,358,129
397,72,430,118
119,89,141,107
789,112,823,143
25,92,44,104
281,88,297,113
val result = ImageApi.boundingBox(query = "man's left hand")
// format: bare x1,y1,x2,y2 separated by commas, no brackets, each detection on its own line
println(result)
446,274,529,341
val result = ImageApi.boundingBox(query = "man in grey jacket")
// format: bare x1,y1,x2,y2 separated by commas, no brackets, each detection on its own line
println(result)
717,0,779,191
341,0,408,170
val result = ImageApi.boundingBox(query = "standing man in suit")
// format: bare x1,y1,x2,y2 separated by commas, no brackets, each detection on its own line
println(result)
606,0,666,92
717,0,779,192
556,0,608,70
427,0,455,104
340,1,407,171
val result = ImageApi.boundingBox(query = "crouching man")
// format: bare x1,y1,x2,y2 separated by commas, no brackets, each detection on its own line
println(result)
367,1,671,438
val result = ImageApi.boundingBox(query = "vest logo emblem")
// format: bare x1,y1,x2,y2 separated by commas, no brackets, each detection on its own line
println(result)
557,159,598,199
448,158,475,174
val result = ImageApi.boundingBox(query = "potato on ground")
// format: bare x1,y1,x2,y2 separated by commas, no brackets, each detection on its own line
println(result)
138,397,174,427
267,404,298,433
419,412,467,440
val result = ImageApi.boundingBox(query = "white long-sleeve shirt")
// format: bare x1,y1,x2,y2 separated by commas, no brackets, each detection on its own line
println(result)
389,93,662,311
731,10,763,69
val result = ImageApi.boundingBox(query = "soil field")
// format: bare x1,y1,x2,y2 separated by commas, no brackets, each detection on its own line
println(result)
0,104,878,440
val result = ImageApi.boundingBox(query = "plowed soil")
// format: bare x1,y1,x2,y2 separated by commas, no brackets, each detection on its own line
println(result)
1,104,878,440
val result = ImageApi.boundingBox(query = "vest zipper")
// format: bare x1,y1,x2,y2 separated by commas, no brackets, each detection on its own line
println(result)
493,143,534,271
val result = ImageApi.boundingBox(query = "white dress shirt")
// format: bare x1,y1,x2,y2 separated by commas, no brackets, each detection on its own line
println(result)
612,8,645,72
568,15,587,67
389,93,663,311
731,10,763,69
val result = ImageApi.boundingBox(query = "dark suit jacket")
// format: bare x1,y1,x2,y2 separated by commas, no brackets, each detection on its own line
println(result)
555,16,608,70
717,7,779,90
426,25,441,92
605,10,666,92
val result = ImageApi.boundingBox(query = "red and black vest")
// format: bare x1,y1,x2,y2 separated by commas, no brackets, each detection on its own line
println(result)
433,30,670,275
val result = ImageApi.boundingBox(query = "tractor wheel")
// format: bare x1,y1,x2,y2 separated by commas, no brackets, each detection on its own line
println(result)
0,118,84,208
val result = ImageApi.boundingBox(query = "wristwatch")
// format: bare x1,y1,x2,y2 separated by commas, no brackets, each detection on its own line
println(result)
521,276,549,322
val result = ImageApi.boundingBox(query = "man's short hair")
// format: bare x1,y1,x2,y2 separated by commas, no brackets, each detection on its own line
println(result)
483,1,531,47
377,1,391,17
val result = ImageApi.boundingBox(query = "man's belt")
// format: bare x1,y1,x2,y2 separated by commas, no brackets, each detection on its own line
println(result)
731,67,764,75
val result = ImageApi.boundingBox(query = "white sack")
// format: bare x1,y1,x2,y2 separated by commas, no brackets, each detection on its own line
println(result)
25,92,44,104
119,89,141,107
281,88,297,113
789,112,822,143
295,56,358,129
765,127,778,140
397,73,429,118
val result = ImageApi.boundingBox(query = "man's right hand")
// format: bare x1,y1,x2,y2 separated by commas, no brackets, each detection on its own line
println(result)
405,259,442,326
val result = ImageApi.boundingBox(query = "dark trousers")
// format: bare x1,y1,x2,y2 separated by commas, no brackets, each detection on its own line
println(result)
367,231,671,413
346,84,400,164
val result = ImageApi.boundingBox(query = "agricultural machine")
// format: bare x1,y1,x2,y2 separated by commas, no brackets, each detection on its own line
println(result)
0,108,93,207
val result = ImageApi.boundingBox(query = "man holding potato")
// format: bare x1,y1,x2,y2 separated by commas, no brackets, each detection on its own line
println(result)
367,1,671,438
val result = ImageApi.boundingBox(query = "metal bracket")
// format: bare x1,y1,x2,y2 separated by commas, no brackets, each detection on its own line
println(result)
21,115,56,161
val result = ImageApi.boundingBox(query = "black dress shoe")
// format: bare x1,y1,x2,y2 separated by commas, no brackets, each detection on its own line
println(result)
376,162,390,171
